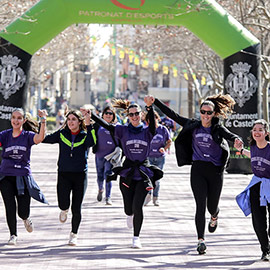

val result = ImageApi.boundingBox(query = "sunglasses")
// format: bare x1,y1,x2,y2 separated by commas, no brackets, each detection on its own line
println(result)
200,110,214,115
128,112,140,117
104,111,113,115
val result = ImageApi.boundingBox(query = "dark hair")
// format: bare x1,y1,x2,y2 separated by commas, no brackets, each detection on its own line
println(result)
112,98,141,115
249,119,270,146
102,106,116,123
63,109,86,131
12,109,39,133
145,110,160,123
200,94,235,119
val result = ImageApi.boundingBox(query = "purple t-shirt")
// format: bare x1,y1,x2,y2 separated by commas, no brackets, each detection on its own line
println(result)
192,126,223,166
149,125,170,158
250,143,270,178
0,129,36,176
96,126,117,158
114,125,154,180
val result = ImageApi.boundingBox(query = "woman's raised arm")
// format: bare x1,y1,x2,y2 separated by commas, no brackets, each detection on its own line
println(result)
34,109,48,144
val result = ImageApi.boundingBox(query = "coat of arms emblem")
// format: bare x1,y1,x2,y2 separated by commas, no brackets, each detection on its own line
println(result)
225,62,258,107
0,55,26,100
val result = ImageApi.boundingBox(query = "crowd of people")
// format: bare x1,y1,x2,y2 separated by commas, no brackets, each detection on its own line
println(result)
0,94,270,262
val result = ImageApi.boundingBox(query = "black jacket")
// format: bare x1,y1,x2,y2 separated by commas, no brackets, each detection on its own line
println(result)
110,158,163,185
154,98,240,169
42,125,95,172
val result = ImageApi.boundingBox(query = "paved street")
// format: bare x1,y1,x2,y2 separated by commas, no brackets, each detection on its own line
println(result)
0,143,269,270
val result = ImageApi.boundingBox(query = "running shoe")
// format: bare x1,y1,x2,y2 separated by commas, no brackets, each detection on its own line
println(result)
208,215,218,233
132,236,142,249
23,218,34,233
8,235,17,245
153,197,159,206
106,197,112,205
59,209,68,223
197,239,206,254
261,251,270,261
68,232,77,246
97,190,103,202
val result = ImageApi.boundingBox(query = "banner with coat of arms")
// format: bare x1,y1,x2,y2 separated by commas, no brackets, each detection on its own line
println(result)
224,43,261,174
0,37,32,130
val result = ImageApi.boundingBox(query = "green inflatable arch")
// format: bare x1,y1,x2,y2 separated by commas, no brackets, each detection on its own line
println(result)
0,0,261,173
0,0,259,58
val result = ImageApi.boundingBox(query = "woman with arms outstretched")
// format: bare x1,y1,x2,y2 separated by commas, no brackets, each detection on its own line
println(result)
148,94,242,254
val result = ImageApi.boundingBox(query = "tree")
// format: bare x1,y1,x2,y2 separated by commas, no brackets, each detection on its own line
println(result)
0,0,39,33
2,1,270,119
114,0,270,119
231,0,270,121
1,1,110,111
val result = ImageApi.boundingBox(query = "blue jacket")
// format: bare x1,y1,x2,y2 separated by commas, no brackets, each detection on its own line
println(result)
42,125,95,172
236,175,270,216
0,175,48,204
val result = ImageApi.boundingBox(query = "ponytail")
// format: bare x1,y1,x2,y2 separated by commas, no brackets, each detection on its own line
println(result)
201,94,235,119
112,98,141,114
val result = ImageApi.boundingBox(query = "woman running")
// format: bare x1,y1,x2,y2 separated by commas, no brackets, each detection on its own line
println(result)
236,119,270,261
92,105,119,205
148,94,242,254
87,95,162,249
42,108,94,246
0,109,48,245
144,110,172,206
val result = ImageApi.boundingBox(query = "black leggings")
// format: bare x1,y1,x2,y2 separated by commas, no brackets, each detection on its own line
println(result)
191,161,223,239
250,182,270,253
120,177,148,237
0,176,31,236
57,171,87,234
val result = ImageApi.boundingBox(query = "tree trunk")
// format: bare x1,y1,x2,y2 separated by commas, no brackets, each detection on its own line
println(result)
188,73,194,118
262,80,269,122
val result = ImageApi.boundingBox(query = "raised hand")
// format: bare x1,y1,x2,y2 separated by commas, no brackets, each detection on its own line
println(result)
80,108,91,117
144,95,155,107
80,108,91,125
234,138,243,151
37,109,48,119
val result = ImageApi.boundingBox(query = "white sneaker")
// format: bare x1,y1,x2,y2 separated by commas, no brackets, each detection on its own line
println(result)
126,215,134,229
106,197,112,205
144,193,152,206
132,236,142,249
153,197,159,206
68,232,77,246
8,235,17,245
59,209,68,223
23,218,34,233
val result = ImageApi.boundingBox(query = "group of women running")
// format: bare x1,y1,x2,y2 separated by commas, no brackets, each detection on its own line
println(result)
0,94,269,262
